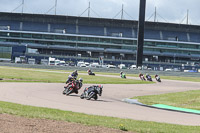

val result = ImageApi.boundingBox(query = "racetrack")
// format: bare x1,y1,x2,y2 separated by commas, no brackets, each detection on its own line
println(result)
0,79,200,126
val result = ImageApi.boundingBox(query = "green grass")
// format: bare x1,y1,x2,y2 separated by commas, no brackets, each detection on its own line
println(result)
0,101,200,133
1,66,200,82
96,72,200,82
0,66,153,84
133,90,200,110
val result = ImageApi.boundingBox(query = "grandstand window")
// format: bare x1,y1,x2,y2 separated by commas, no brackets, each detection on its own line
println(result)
144,42,155,46
53,42,63,45
123,40,133,45
32,34,42,39
94,38,100,42
0,38,6,42
7,39,19,42
122,46,134,50
55,35,67,40
178,44,197,49
0,32,8,37
37,41,47,44
78,37,87,41
22,33,32,38
68,43,76,47
67,36,76,41
88,38,95,42
87,44,98,47
99,45,110,49
110,39,122,44
10,33,20,37
43,35,54,39
100,38,110,43
77,43,86,47
22,40,34,43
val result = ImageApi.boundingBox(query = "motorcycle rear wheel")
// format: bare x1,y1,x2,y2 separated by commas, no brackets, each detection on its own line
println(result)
80,93,84,99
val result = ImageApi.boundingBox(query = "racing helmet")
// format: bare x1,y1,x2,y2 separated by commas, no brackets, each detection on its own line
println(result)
79,78,83,82
98,84,103,89
98,85,103,96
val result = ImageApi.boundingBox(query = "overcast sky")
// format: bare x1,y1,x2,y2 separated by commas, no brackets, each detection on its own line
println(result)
1,0,200,25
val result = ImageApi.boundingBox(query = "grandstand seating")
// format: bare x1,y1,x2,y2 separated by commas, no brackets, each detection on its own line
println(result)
1,19,200,44
144,29,160,40
78,25,104,36
188,33,200,43
50,23,76,34
23,21,48,32
162,30,188,42
0,20,20,30
106,27,132,38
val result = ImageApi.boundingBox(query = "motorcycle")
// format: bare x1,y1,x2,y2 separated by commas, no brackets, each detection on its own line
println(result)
146,75,153,81
140,75,146,81
88,71,95,76
155,76,161,82
63,79,82,95
80,85,103,100
121,73,126,79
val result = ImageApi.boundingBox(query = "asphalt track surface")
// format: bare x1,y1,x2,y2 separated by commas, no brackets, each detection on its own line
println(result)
0,75,200,126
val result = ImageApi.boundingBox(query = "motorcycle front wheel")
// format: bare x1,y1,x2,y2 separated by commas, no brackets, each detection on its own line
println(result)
93,94,98,100
66,88,73,95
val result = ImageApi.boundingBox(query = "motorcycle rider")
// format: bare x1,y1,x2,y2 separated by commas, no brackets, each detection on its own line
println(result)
120,71,123,77
139,73,143,78
87,68,92,74
146,73,151,80
155,74,160,81
83,85,103,98
155,74,159,79
139,73,145,80
66,75,75,84
71,70,78,79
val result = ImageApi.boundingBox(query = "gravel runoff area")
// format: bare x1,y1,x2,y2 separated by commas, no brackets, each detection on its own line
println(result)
0,114,133,133
0,79,200,132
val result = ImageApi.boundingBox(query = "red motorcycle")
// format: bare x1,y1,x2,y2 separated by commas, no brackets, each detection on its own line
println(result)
63,78,83,95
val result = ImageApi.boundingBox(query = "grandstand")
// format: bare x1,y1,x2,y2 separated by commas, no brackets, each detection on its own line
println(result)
0,12,199,69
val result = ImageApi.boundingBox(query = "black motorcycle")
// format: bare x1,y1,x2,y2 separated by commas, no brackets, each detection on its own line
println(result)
80,85,103,100
88,71,95,76
146,75,153,81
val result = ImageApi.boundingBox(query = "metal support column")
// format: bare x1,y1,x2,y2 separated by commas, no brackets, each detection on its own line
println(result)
136,0,146,67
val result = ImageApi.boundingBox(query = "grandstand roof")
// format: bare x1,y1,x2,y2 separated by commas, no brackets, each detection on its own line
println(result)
0,12,200,33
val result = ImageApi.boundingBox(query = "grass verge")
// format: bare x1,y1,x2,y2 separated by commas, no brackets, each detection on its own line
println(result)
132,90,200,110
94,72,200,82
0,66,153,84
0,101,200,133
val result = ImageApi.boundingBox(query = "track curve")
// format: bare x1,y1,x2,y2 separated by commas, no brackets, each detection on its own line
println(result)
0,79,200,126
